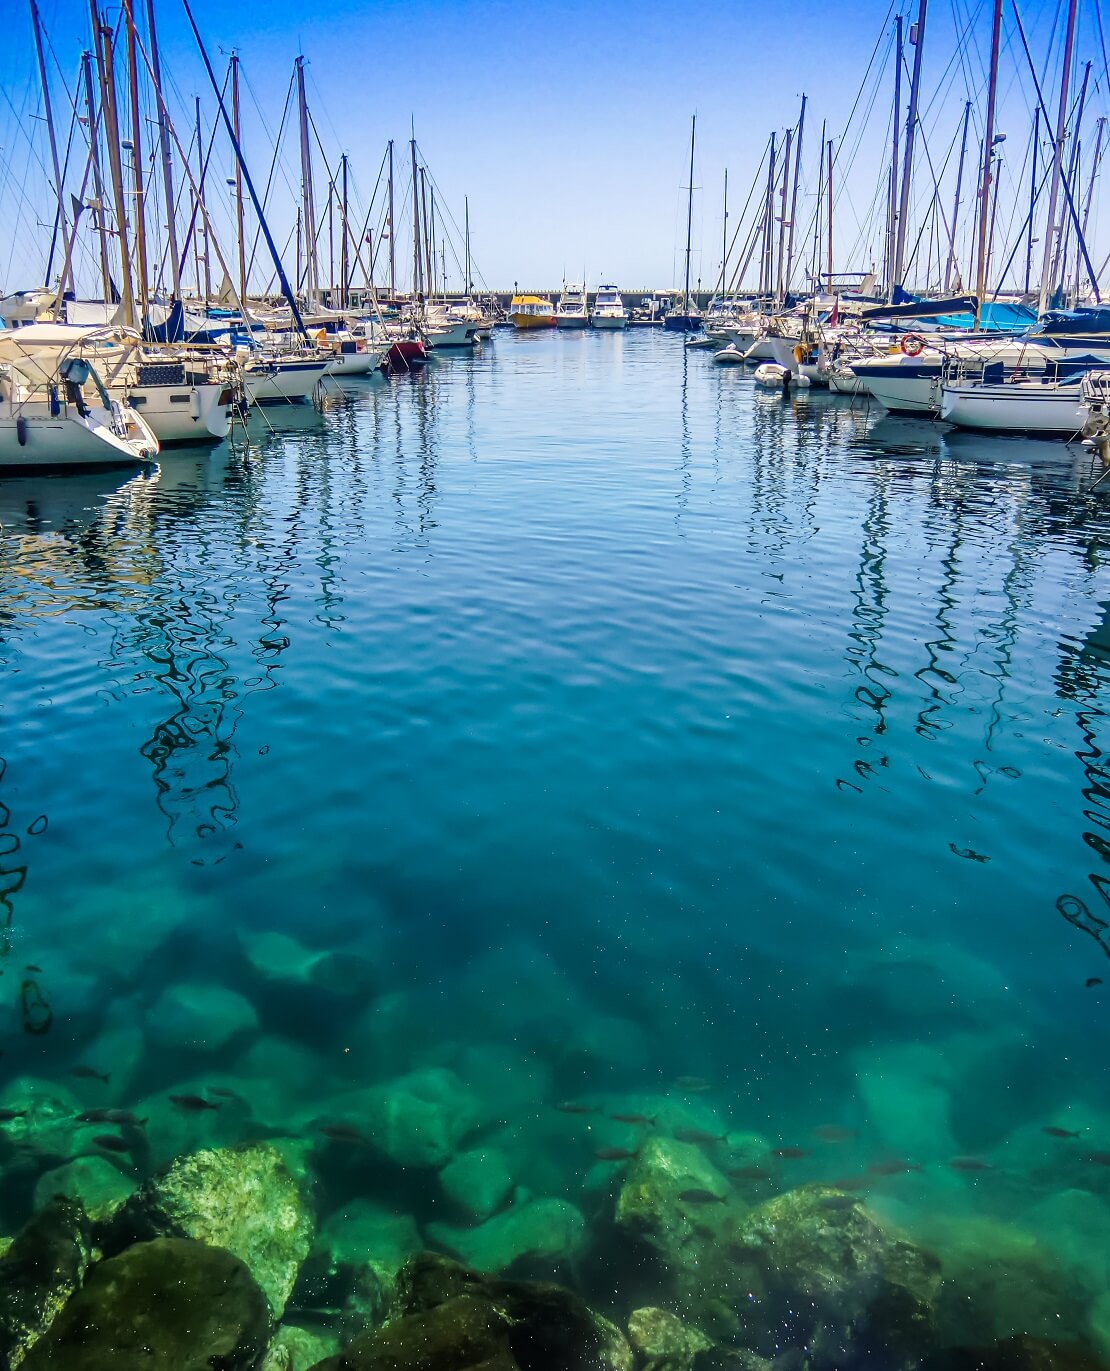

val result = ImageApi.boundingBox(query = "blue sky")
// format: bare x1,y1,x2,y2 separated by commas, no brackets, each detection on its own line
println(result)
1,0,1107,296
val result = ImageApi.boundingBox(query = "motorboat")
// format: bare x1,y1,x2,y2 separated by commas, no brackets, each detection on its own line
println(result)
590,286,628,330
509,295,557,329
0,340,158,469
556,283,589,329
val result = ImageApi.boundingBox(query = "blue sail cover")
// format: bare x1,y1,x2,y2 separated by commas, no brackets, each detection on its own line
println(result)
1035,308,1110,336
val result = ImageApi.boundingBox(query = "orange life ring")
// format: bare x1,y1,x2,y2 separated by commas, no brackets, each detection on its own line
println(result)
900,333,925,357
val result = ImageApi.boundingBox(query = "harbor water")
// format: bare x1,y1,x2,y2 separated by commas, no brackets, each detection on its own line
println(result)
3,328,1110,1361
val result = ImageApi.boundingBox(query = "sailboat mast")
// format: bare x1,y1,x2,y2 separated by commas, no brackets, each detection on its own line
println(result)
1053,60,1090,289
388,140,396,303
776,128,792,301
122,0,148,321
784,94,806,296
145,0,180,297
295,55,317,308
892,0,927,295
826,137,834,294
886,15,903,300
762,132,776,294
231,55,247,304
683,113,695,309
340,153,349,309
410,136,424,302
464,195,471,297
82,50,112,300
974,0,1002,325
1078,118,1106,297
92,0,136,326
420,168,433,302
195,96,211,300
812,118,825,290
945,100,971,292
30,0,72,293
719,169,728,297
1038,0,1078,313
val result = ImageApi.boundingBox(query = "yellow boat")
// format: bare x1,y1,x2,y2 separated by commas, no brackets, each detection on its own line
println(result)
509,295,557,329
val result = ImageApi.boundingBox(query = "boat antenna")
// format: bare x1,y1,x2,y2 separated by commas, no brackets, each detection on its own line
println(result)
181,0,308,337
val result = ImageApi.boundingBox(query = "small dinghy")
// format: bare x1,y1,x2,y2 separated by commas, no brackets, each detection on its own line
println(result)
712,344,747,365
754,362,811,389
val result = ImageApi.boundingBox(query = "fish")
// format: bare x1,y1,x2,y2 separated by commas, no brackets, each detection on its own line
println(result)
678,1188,726,1205
318,1123,364,1143
76,1108,114,1124
24,964,43,973
868,1160,923,1176
1084,1151,1110,1166
206,1087,239,1099
812,1125,858,1144
104,1110,146,1128
1042,1126,1082,1139
829,1176,871,1191
817,1193,860,1211
168,1094,221,1113
92,1134,133,1153
69,1066,110,1085
610,1113,655,1126
674,1127,726,1146
674,1077,711,1093
595,1146,639,1161
773,1147,810,1160
554,1101,595,1115
0,1109,28,1122
949,844,990,863
948,1157,993,1172
1086,978,1103,988
727,1166,774,1182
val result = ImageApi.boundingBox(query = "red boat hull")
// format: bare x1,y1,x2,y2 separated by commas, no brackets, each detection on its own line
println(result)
383,339,428,371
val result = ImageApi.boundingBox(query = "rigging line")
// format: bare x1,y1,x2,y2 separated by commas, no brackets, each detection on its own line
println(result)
178,65,232,274
245,68,297,286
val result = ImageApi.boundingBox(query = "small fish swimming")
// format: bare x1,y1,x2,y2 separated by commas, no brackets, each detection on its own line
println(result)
1042,1126,1082,1139
318,1123,364,1142
92,1134,132,1153
1084,1150,1110,1166
949,844,990,863
773,1147,810,1160
169,1094,221,1113
1086,978,1103,989
948,1157,993,1172
674,1077,711,1093
554,1101,595,1115
69,1066,110,1085
812,1125,858,1144
674,1127,726,1146
0,1108,28,1122
678,1188,726,1205
207,1087,239,1099
868,1160,923,1176
76,1108,114,1124
728,1166,774,1182
104,1110,146,1128
610,1113,655,1126
817,1192,860,1211
24,964,42,974
595,1146,639,1161
829,1175,871,1191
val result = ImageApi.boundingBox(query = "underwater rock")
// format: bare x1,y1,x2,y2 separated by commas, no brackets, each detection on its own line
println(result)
146,980,259,1052
427,1196,586,1274
362,1068,483,1168
440,1148,514,1221
0,1076,85,1161
317,1198,422,1288
262,1321,341,1370
240,928,323,981
33,1155,136,1224
22,1236,270,1370
627,1306,713,1369
615,1133,736,1270
312,1250,632,1371
117,1141,314,1317
0,1196,93,1368
924,1334,1110,1370
688,1353,773,1371
725,1183,942,1365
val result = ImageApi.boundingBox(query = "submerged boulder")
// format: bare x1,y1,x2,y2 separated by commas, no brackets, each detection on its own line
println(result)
116,1141,314,1317
33,1155,135,1224
146,980,259,1053
22,1236,270,1370
439,1148,514,1221
262,1321,340,1370
362,1069,483,1169
427,1197,585,1274
0,1197,93,1368
628,1306,713,1369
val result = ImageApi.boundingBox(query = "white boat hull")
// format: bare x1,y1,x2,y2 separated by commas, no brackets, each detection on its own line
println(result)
424,321,478,349
713,345,747,365
126,381,231,443
0,402,157,468
858,371,939,414
556,316,589,329
591,314,628,330
325,350,376,377
245,359,329,405
940,382,1086,435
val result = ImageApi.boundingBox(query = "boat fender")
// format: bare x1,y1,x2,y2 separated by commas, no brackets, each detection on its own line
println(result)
49,385,61,417
16,416,28,446
189,389,202,420
793,343,811,365
900,333,925,357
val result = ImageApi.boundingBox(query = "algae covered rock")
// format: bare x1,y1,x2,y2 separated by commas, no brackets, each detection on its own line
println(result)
616,1134,734,1260
22,1236,270,1370
146,980,259,1052
628,1306,713,1369
33,1155,135,1224
440,1148,514,1221
312,1293,515,1370
427,1196,585,1274
118,1141,314,1316
924,1335,1110,1371
0,1197,93,1369
317,1199,422,1285
363,1068,482,1168
262,1321,340,1370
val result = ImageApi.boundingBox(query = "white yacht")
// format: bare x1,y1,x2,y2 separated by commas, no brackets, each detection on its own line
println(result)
556,283,589,329
591,285,628,330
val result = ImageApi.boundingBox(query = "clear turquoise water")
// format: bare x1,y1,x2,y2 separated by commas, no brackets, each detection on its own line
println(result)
3,329,1110,1349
